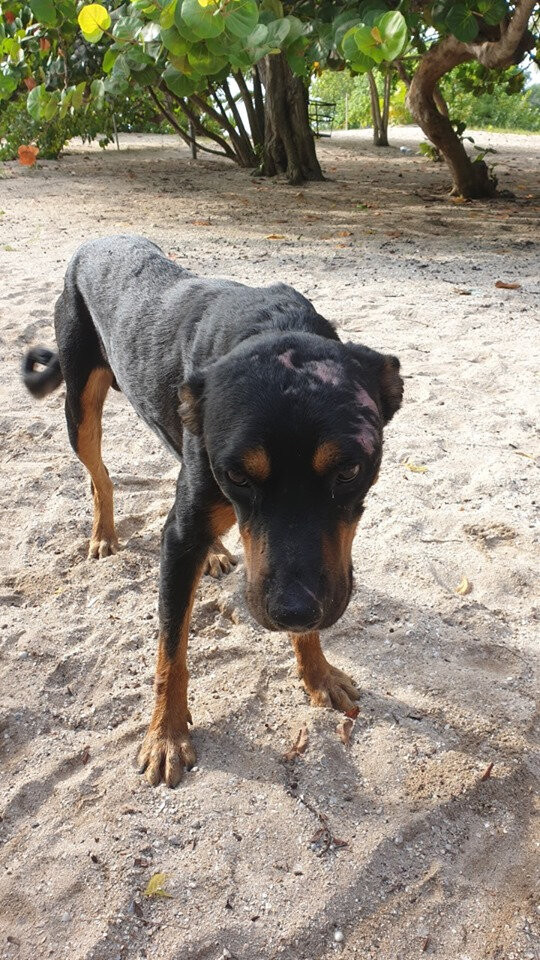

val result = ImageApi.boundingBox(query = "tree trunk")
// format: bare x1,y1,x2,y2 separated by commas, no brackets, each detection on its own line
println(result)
367,70,390,146
259,53,324,185
407,0,536,198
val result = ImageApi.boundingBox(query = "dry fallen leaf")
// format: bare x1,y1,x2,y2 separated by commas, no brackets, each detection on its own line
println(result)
495,280,521,290
454,288,472,295
480,762,494,781
335,230,353,237
514,451,535,460
455,576,472,596
266,234,285,240
144,872,173,898
18,145,39,167
336,717,354,747
283,725,308,761
81,745,90,765
189,219,211,226
402,460,428,474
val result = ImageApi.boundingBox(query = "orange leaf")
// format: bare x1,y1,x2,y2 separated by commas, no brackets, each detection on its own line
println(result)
39,37,51,51
189,219,211,226
5,10,15,22
370,25,382,43
283,725,308,761
18,145,39,167
24,77,37,91
495,280,521,290
336,717,354,747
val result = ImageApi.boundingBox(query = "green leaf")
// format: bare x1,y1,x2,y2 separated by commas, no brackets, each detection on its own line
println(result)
377,10,408,60
55,0,77,19
90,76,105,108
59,85,74,117
282,14,304,44
351,24,385,63
180,0,225,39
187,42,226,74
160,0,176,28
446,3,479,40
112,16,142,41
71,80,86,108
125,45,152,70
29,0,57,26
223,0,258,38
357,0,388,27
477,0,507,24
43,88,60,120
0,73,18,100
27,83,47,119
102,47,119,72
160,25,188,54
140,20,161,41
265,18,290,47
162,63,197,96
261,0,283,16
246,23,268,46
112,52,131,79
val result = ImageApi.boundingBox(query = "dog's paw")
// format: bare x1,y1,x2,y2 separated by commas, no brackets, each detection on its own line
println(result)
138,725,197,788
304,663,360,713
204,539,237,579
88,534,119,560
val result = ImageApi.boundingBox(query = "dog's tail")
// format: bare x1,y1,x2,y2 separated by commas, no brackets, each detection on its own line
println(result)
22,347,64,399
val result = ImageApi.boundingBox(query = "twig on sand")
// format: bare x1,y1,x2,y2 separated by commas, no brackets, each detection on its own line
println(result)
287,789,348,857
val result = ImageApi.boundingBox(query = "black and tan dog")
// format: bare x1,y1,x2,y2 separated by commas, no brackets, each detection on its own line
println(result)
22,235,403,787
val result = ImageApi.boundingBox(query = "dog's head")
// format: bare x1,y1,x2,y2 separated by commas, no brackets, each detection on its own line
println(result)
180,333,403,633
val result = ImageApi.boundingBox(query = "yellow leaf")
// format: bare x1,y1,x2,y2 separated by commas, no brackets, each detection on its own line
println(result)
455,576,472,596
266,234,285,240
144,872,173,898
402,460,428,474
198,0,216,5
78,4,111,36
370,25,382,43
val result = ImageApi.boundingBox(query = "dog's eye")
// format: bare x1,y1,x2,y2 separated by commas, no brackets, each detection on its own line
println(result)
226,470,249,487
336,465,361,484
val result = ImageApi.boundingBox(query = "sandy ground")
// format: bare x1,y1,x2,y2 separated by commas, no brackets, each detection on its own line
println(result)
0,126,539,960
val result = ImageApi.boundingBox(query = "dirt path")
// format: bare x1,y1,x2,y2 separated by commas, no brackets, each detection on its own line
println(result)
0,128,538,960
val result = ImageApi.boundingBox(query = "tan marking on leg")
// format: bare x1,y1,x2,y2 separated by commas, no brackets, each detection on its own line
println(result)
291,630,360,712
242,447,271,482
312,440,341,475
77,368,118,559
139,575,201,788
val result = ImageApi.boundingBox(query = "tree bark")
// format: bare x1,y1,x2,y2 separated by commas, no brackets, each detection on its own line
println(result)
407,0,536,197
259,53,324,184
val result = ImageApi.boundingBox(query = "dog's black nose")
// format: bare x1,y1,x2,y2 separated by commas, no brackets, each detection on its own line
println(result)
266,586,322,632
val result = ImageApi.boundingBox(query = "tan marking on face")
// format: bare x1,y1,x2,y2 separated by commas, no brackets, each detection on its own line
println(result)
240,525,268,586
322,520,359,584
209,501,236,539
312,440,341,475
242,447,271,482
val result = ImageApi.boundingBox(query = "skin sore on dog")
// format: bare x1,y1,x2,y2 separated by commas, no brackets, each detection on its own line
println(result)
277,350,343,388
242,447,271,483
313,441,341,475
354,385,380,456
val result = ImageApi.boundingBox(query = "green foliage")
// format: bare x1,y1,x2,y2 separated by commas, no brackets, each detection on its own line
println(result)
440,63,540,132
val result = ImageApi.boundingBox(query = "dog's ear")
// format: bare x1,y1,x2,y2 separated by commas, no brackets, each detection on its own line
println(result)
178,371,205,436
346,343,404,425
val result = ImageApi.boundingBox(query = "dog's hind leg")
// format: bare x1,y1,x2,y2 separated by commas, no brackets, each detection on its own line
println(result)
65,368,118,559
55,284,119,560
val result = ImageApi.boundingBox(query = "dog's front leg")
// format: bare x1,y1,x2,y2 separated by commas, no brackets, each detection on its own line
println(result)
291,631,360,713
139,491,235,787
